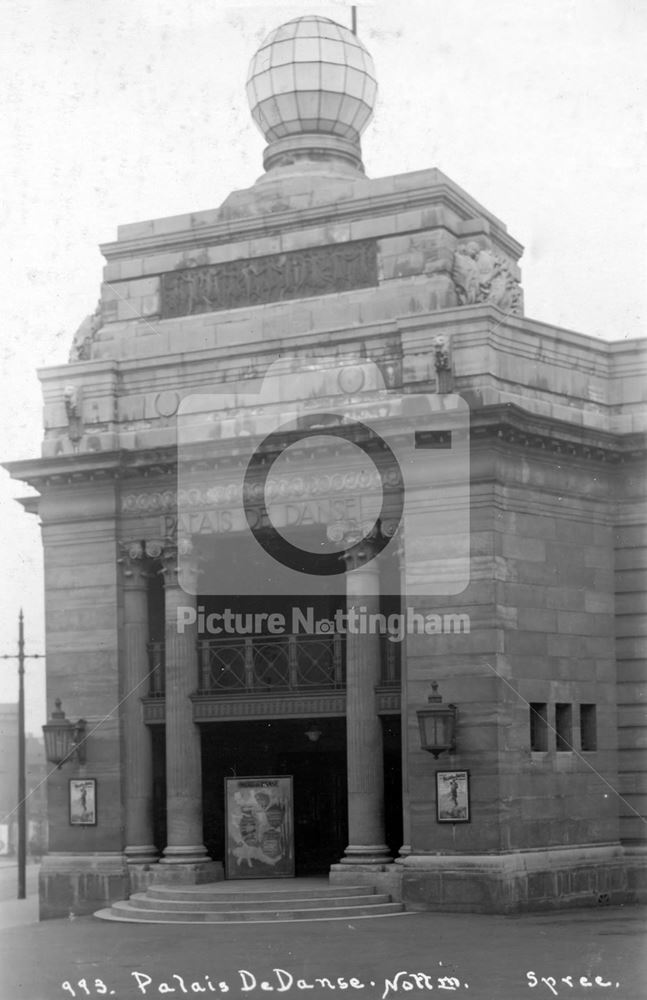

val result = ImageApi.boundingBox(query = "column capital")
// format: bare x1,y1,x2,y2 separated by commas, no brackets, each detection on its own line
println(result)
327,521,385,575
118,541,152,589
159,537,201,593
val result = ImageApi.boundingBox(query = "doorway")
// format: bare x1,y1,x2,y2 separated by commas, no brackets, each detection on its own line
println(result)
201,717,347,875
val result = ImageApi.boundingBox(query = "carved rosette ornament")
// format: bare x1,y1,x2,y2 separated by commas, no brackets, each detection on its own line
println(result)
451,241,523,315
144,540,164,560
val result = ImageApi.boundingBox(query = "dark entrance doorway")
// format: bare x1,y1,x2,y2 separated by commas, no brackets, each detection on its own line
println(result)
201,717,347,875
153,715,403,868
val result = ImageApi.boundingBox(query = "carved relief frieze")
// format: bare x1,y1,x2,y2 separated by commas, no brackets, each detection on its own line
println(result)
191,693,347,721
160,239,378,318
390,233,453,280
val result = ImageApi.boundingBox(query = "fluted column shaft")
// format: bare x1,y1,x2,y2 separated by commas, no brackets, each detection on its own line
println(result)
160,551,209,863
342,539,391,864
120,549,157,864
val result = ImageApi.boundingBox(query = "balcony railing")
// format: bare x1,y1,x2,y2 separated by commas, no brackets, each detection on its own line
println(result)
198,634,344,694
146,633,399,697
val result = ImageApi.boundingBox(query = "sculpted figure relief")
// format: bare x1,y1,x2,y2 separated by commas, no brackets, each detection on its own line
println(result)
433,335,451,372
68,300,103,362
160,240,378,319
63,384,83,444
451,241,522,314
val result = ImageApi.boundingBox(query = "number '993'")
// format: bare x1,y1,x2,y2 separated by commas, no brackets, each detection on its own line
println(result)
62,980,111,997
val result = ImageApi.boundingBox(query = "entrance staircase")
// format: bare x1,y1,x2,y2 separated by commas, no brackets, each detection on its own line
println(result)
95,878,406,923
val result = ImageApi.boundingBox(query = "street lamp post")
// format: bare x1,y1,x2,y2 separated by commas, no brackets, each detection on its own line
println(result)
0,610,44,900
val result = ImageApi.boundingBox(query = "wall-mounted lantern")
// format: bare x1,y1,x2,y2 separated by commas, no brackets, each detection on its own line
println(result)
417,681,457,758
43,699,87,767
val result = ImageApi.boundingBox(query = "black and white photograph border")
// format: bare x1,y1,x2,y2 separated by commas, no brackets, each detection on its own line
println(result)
0,2,645,999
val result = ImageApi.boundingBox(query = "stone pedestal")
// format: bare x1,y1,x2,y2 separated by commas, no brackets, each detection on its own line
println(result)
39,853,129,920
399,845,630,914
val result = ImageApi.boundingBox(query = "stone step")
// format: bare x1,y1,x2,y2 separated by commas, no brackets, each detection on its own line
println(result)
96,899,405,923
129,891,391,912
145,883,375,904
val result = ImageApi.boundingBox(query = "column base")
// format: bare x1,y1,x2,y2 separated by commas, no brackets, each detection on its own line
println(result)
338,844,393,865
160,844,211,863
125,845,158,865
330,862,403,900
154,850,224,885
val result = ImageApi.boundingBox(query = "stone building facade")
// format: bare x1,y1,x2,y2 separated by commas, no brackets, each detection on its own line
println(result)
5,15,646,918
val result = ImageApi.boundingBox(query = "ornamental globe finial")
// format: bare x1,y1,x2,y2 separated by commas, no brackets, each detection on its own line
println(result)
246,15,377,173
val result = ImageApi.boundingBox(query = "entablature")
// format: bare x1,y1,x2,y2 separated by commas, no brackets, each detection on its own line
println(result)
5,406,645,497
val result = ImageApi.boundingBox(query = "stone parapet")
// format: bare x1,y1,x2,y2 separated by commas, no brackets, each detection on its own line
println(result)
33,303,646,461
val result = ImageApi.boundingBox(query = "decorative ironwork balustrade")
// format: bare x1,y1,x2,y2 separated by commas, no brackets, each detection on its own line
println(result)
146,633,400,697
197,634,345,694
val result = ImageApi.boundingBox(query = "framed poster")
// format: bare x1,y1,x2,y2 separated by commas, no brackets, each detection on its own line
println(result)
225,776,294,879
436,770,470,823
69,778,97,825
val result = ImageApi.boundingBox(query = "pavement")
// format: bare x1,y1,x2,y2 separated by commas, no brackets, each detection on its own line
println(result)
0,879,645,1000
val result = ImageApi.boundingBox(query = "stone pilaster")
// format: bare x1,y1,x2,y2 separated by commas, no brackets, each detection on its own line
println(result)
394,537,411,860
338,532,391,866
157,541,222,882
119,542,157,865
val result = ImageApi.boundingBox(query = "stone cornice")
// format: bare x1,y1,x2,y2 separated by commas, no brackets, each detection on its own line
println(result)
100,176,523,264
3,447,177,490
15,495,40,515
4,406,645,494
469,404,646,461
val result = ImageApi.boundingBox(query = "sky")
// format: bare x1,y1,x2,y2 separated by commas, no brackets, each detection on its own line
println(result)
0,0,645,731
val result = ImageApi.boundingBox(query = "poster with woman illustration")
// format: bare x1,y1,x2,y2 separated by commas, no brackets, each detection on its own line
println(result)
225,776,294,879
436,770,470,823
69,779,97,825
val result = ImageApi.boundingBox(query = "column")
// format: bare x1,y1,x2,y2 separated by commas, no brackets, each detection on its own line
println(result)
119,544,157,864
396,540,412,859
340,535,391,865
157,542,221,880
